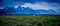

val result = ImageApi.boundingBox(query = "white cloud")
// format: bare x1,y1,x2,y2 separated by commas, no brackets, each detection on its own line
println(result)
20,2,60,11
0,8,4,9
21,2,50,10
14,5,19,8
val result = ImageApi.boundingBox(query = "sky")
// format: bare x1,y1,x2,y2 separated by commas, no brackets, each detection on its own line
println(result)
0,0,60,14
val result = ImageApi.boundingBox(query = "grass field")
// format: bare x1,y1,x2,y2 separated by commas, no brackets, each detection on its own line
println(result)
0,15,60,26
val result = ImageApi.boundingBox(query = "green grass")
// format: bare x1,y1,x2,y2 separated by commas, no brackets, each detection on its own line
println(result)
0,15,60,26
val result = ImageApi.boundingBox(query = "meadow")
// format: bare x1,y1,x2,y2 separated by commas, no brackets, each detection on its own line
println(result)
0,15,60,26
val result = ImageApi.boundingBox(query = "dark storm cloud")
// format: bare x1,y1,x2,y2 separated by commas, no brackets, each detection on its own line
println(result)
14,0,36,3
13,0,60,3
0,0,60,7
0,0,3,7
38,0,60,3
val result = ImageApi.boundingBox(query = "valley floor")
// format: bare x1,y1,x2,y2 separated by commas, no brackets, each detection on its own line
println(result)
0,15,60,26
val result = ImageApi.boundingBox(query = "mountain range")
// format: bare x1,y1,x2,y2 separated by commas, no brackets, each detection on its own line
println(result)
1,6,57,14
